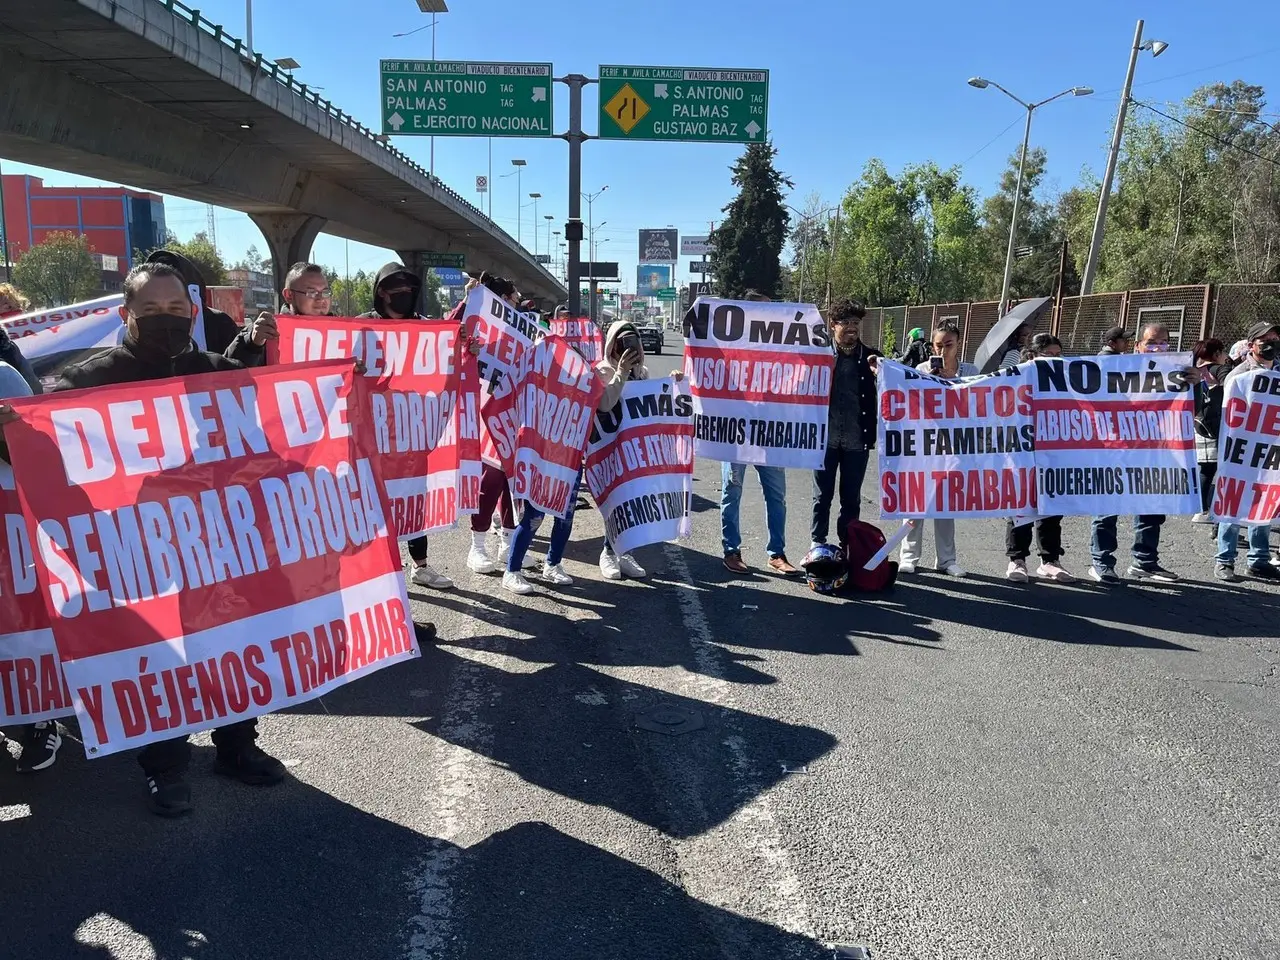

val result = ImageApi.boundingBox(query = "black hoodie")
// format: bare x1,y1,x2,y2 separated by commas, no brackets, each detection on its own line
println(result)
145,249,264,366
358,262,424,320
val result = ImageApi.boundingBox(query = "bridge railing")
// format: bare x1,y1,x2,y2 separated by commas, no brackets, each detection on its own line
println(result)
156,0,519,245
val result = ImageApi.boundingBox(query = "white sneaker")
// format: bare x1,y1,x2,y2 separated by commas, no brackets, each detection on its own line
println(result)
1191,512,1214,524
410,563,454,590
467,543,499,575
899,559,918,575
521,550,539,571
1036,562,1076,583
542,562,573,585
618,553,647,578
943,563,967,578
1006,559,1029,582
599,550,623,580
502,571,534,595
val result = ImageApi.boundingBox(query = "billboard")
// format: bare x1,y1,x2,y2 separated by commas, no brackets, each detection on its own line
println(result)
636,264,672,297
681,234,710,256
638,229,678,263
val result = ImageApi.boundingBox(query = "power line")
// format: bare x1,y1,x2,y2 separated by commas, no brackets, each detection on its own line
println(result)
1092,46,1280,98
956,116,1023,169
1130,98,1280,169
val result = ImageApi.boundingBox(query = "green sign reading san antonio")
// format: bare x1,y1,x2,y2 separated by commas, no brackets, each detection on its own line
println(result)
598,65,769,143
380,60,553,137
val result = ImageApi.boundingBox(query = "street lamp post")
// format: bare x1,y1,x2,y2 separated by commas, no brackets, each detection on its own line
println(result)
528,193,541,254
786,203,837,303
510,159,527,243
968,77,1093,315
1080,20,1168,295
544,214,554,265
582,185,608,267
590,222,608,268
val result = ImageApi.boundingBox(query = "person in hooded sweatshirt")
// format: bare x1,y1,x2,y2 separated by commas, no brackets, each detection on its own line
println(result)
145,249,272,366
589,320,655,582
41,261,287,816
359,262,455,590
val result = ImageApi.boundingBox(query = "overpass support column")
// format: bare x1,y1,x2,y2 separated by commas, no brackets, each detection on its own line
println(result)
250,214,327,304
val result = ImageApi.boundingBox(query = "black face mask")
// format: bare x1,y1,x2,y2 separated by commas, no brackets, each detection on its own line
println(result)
132,313,193,359
385,290,417,316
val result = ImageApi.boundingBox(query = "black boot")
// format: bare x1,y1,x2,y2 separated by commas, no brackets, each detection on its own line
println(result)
145,769,193,818
214,743,286,786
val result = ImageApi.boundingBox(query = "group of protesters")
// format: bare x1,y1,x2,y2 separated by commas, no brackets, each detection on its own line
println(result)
1,254,1277,817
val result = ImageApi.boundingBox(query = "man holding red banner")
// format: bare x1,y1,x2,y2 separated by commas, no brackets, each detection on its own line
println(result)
359,262,455,591
35,262,288,815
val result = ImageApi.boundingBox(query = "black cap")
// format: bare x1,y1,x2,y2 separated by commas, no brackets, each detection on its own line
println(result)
1101,325,1130,344
1247,321,1280,341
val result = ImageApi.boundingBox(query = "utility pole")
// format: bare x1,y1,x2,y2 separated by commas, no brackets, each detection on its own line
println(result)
557,74,593,317
824,207,841,309
1081,20,1167,294
1053,238,1068,336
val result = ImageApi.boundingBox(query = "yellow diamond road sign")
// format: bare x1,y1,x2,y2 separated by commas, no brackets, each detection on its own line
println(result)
604,83,649,134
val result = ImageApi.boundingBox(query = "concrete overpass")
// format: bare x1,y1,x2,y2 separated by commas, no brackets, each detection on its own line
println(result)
0,0,566,306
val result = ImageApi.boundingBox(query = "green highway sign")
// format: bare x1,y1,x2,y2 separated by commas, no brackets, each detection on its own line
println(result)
380,60,553,137
656,287,678,301
598,65,769,143
421,252,465,268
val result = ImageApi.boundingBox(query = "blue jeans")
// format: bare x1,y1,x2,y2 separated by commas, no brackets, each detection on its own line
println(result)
720,462,787,557
508,471,581,572
1090,514,1165,571
1215,522,1271,568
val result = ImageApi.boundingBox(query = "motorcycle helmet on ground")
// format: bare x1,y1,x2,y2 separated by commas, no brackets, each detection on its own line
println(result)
801,543,848,594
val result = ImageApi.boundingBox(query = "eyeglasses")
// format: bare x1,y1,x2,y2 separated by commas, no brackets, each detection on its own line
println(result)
290,287,333,300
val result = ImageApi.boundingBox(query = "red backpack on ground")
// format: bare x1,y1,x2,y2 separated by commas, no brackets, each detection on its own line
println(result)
843,519,898,592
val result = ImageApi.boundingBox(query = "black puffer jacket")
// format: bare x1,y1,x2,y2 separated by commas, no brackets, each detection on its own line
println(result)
54,336,243,392
145,249,264,367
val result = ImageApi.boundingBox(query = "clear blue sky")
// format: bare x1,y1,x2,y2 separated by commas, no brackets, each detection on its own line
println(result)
8,0,1280,297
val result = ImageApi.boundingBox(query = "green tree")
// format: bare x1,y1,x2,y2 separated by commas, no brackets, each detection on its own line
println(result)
232,243,271,273
976,146,1065,301
423,270,445,316
12,231,100,307
330,269,374,317
710,140,794,298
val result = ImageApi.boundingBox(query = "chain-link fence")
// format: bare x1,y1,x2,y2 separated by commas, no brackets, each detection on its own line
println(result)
866,282,1280,360
1210,285,1280,347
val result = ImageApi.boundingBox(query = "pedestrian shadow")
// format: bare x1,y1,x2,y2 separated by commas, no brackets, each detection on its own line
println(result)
0,741,447,960
445,821,830,959
411,653,838,839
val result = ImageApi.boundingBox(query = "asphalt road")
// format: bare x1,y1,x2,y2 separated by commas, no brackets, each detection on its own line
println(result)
3,343,1278,960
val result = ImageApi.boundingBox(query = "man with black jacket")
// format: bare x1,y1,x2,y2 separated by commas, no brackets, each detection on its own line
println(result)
812,298,881,552
54,261,287,816
145,249,272,366
359,262,454,590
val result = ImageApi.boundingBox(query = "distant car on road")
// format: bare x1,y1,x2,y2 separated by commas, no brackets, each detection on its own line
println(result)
637,322,664,355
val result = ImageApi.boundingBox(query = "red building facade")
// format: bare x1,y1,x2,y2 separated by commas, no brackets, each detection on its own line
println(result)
0,174,167,270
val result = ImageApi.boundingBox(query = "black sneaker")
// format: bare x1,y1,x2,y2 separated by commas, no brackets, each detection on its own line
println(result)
145,770,193,818
1127,564,1180,583
1214,564,1240,583
15,721,62,773
214,743,287,786
1247,563,1280,581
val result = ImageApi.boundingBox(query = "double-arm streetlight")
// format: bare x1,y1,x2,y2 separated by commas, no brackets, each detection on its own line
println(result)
967,77,1092,314
582,185,608,265
786,203,837,303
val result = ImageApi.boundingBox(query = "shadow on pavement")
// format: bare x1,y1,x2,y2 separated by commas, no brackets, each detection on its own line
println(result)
447,821,830,960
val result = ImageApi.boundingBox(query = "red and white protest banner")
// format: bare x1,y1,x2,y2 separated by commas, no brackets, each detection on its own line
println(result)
0,462,71,725
585,378,694,556
463,285,544,468
270,315,461,540
456,341,483,515
878,361,1036,519
549,316,604,363
483,336,603,518
682,299,834,469
1214,367,1280,524
5,359,416,757
1031,353,1199,516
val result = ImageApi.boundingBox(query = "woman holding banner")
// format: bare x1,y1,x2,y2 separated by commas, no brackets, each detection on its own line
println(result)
1005,334,1075,583
900,322,976,577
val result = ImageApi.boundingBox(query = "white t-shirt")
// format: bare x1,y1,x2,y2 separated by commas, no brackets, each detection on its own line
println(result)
917,359,979,379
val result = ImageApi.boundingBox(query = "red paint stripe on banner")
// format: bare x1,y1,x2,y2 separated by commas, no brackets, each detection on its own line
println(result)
1034,398,1194,412
685,385,827,405
1037,438,1195,451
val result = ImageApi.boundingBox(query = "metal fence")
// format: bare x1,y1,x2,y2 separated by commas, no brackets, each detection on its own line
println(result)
868,283,1280,361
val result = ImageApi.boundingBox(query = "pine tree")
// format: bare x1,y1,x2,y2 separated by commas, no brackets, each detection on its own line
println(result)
709,141,793,298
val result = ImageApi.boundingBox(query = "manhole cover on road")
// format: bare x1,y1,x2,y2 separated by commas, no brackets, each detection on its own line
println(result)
634,704,705,736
